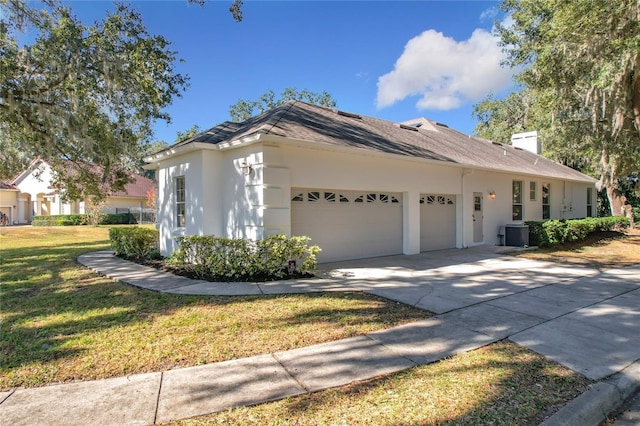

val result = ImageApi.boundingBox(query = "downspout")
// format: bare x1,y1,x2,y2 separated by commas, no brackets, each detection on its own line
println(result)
461,168,474,248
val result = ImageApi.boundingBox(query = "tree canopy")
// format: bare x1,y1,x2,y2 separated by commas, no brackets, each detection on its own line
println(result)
473,0,640,216
0,0,189,200
229,87,337,122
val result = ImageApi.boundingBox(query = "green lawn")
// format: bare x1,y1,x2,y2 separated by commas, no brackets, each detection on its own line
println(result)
0,226,427,390
1,225,595,425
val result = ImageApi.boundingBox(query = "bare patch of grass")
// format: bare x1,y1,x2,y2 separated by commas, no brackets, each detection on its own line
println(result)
516,229,640,268
0,226,427,390
171,341,592,426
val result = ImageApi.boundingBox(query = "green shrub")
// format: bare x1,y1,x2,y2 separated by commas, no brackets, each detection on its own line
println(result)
171,234,321,281
563,220,595,242
31,213,130,226
542,220,566,246
109,227,159,259
101,213,132,225
527,216,629,247
524,221,548,247
32,214,88,226
633,206,640,224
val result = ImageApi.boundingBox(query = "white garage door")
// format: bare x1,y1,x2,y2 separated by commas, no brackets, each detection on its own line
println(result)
420,194,456,251
291,189,403,262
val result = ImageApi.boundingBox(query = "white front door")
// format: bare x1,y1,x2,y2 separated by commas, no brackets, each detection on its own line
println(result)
473,192,483,243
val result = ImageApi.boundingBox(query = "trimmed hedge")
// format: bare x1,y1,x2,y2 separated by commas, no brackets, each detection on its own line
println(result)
32,213,131,226
109,227,160,259
170,234,321,281
525,216,630,247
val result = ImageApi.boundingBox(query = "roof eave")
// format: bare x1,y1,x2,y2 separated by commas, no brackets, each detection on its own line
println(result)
144,133,266,166
143,142,220,165
259,135,595,184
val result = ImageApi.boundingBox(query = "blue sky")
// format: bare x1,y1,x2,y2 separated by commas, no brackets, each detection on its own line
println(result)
72,1,516,144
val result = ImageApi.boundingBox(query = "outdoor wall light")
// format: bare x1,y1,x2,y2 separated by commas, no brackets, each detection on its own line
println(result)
488,191,496,199
241,161,253,176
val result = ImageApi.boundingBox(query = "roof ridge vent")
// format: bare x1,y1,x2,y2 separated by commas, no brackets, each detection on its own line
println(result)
334,109,362,119
397,123,419,132
435,122,449,128
492,141,503,146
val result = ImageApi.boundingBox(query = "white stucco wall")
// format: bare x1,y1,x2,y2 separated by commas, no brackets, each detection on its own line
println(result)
15,163,54,197
156,150,225,255
153,139,596,259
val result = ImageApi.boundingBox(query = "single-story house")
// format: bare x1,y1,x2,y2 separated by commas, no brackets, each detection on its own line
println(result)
0,158,155,225
144,100,596,262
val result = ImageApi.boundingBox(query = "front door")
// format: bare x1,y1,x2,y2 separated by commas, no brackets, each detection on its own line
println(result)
473,192,483,243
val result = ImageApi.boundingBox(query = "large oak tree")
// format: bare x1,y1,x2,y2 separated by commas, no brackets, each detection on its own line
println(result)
0,0,190,200
474,0,640,217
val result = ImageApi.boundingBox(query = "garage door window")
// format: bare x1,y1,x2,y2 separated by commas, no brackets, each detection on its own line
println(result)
420,195,454,205
292,190,401,206
380,194,399,204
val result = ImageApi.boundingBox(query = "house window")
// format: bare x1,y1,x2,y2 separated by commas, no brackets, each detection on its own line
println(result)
474,195,482,212
175,176,185,228
530,181,537,201
542,183,551,219
512,180,523,221
587,187,593,217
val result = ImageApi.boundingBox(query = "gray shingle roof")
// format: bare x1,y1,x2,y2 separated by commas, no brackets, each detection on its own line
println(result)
167,101,594,183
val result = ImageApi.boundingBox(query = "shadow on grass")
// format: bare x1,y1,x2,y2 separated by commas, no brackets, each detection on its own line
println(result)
1,234,426,389
212,341,592,426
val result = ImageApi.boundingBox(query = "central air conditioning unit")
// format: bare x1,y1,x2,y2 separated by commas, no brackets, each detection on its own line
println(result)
505,224,529,247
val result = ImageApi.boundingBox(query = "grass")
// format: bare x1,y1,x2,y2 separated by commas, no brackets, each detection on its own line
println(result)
171,341,592,425
0,226,427,390
3,225,636,425
516,229,640,268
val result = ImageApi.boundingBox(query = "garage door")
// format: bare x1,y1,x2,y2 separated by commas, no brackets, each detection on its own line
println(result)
291,189,403,262
420,194,456,251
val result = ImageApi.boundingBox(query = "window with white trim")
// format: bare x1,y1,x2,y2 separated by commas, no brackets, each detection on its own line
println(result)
529,181,537,201
587,187,593,217
512,180,523,220
175,176,186,227
542,183,551,220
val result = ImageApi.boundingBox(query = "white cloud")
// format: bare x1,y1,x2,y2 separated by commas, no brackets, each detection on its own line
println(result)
376,25,515,111
480,7,499,22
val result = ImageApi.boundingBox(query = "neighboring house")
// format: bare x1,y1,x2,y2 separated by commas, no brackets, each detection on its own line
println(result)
144,101,596,262
0,180,20,224
0,159,155,225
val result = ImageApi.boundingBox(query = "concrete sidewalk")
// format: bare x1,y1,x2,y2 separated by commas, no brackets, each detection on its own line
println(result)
1,248,639,425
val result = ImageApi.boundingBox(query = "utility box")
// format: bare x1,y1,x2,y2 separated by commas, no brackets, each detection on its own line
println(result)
505,224,529,247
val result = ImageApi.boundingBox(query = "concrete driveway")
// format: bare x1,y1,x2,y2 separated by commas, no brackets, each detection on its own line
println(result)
313,246,640,381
